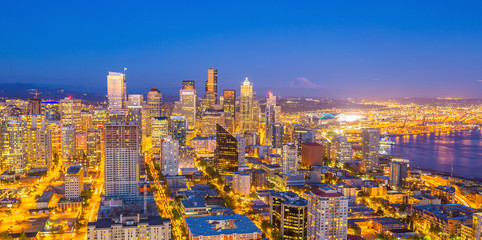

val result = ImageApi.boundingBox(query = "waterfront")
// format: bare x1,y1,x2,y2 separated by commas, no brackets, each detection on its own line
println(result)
387,129,482,179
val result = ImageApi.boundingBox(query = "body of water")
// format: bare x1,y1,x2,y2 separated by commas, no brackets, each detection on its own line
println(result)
386,129,482,178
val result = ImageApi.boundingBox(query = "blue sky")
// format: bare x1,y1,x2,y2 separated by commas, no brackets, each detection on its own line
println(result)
1,1,481,98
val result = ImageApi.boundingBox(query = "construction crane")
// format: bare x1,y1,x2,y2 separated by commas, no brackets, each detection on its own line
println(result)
28,89,42,99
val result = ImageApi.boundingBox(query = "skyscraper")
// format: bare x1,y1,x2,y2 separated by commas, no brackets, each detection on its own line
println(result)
361,128,380,171
147,88,162,118
107,71,127,111
104,124,140,199
265,92,277,137
152,117,169,159
28,98,42,115
282,143,298,174
307,188,348,240
268,123,284,148
236,134,246,167
239,78,254,132
389,157,409,187
60,97,82,132
128,94,144,107
203,68,218,109
3,119,27,172
24,115,52,168
330,135,352,163
180,81,197,129
170,115,187,146
223,89,236,132
215,124,238,175
270,191,307,240
61,126,76,167
161,136,179,176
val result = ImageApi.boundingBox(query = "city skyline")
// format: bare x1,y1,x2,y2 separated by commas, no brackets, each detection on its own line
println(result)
1,1,482,98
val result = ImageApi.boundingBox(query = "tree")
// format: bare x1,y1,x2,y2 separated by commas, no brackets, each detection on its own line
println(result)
18,229,27,240
0,231,12,240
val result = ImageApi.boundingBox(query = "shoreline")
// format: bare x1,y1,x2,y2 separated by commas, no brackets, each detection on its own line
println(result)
409,166,482,183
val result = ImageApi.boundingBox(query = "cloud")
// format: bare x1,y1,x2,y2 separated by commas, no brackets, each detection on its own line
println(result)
285,77,326,89
478,80,482,82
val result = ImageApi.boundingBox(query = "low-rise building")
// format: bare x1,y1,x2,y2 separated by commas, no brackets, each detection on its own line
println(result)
87,215,171,240
185,214,262,240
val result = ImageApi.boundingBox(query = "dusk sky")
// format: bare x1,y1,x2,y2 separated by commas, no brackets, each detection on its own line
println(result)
1,1,482,98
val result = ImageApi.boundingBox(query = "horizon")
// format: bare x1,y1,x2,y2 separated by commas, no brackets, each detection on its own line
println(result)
1,1,482,98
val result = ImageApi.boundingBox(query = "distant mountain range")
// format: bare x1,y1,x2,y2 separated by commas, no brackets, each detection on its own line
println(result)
0,83,181,102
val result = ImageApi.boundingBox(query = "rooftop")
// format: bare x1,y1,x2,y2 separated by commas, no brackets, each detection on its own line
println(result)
66,166,82,175
185,214,261,236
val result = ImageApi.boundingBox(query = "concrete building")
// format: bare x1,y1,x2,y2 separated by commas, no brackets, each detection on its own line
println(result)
65,166,84,198
282,143,298,174
301,142,324,168
233,172,251,197
104,124,140,200
306,187,348,240
330,135,352,163
161,136,179,176
361,128,380,171
87,215,171,240
60,97,82,132
185,214,262,240
61,126,76,167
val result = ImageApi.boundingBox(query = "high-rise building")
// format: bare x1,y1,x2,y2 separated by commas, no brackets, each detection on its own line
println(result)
282,143,298,174
60,97,82,132
268,123,284,148
24,115,52,168
170,115,187,146
270,191,307,240
42,100,60,121
152,117,169,159
161,136,179,176
265,92,277,136
28,98,42,115
201,111,226,137
330,135,352,163
126,106,142,127
239,78,254,132
107,71,127,111
233,172,251,196
61,126,76,167
301,143,324,168
179,146,195,169
86,129,102,166
104,124,140,199
307,188,348,240
203,68,218,109
223,89,236,132
147,88,162,118
389,157,409,187
236,134,246,167
215,124,238,175
182,80,195,90
65,166,84,198
128,94,144,107
361,128,380,171
3,119,27,172
472,213,482,240
47,121,62,160
81,112,93,132
180,81,197,129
